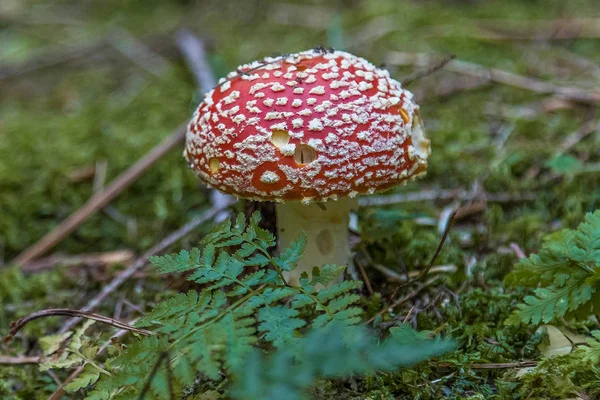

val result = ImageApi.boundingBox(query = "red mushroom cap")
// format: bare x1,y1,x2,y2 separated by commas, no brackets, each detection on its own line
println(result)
184,49,430,203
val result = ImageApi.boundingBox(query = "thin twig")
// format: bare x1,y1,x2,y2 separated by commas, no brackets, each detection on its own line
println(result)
0,39,108,80
556,116,599,155
354,253,374,296
372,264,457,282
437,360,538,370
359,189,536,207
366,277,441,325
109,28,171,78
138,352,168,400
57,201,234,334
402,54,456,85
12,124,188,266
4,308,153,343
21,250,134,272
510,243,527,259
397,210,457,290
386,52,600,106
0,355,41,364
176,30,217,90
476,18,600,40
0,32,176,81
175,29,233,222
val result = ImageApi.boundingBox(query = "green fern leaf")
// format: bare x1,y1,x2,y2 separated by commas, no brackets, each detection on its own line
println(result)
85,212,377,399
506,210,600,326
274,232,307,271
506,279,593,325
258,306,306,347
231,323,455,400
149,248,201,274
582,330,600,364
64,366,100,393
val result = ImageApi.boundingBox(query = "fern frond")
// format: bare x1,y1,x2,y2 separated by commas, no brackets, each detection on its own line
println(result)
83,212,405,398
64,366,100,393
148,248,201,275
505,279,593,325
582,330,600,364
506,210,600,326
273,232,307,271
231,323,455,400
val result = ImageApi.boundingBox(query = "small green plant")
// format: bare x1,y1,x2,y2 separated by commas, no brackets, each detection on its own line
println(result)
71,212,455,399
505,210,600,326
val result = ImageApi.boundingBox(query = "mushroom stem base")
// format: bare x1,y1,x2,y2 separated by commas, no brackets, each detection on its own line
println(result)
276,198,358,286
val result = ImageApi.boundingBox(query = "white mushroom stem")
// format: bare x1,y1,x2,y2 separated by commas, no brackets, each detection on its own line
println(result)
276,197,358,286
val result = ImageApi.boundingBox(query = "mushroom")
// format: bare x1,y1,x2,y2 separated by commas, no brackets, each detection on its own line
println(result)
184,49,430,285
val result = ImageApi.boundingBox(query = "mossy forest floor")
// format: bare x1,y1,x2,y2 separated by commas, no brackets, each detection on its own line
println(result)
1,0,600,398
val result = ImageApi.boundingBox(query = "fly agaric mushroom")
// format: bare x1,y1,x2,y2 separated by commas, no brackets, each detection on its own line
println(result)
184,49,430,285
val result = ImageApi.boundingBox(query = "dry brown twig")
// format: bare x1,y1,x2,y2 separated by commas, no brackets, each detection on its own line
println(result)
476,18,600,41
402,54,456,86
21,250,134,272
372,263,458,283
13,30,223,267
487,97,577,121
4,308,153,344
556,115,599,156
386,52,600,106
437,360,538,370
109,28,171,78
367,276,442,324
0,355,42,365
11,124,188,266
176,29,233,222
353,252,374,296
57,201,234,334
359,189,536,207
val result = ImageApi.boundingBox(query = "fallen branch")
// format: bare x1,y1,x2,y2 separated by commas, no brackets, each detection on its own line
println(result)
4,308,153,343
11,31,221,267
0,38,108,80
0,32,177,82
12,124,187,267
398,209,457,290
109,28,171,78
477,18,600,41
176,30,217,91
353,253,374,296
176,29,233,223
359,189,536,207
385,52,600,106
437,360,538,370
57,201,235,334
556,117,599,156
402,54,456,86
366,276,441,325
372,264,458,282
21,250,134,272
0,355,41,365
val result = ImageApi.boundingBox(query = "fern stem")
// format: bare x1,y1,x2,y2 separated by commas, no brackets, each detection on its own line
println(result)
258,247,289,286
296,288,334,319
169,285,270,351
71,349,112,376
